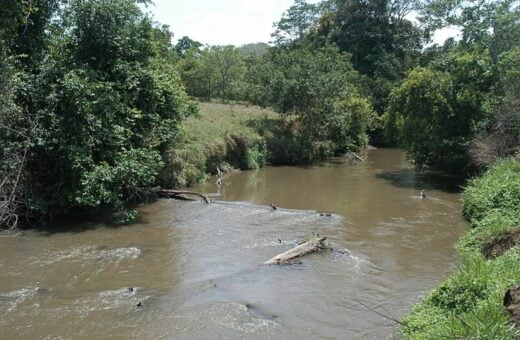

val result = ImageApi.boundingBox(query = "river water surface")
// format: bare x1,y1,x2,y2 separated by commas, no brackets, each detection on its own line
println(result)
0,149,468,339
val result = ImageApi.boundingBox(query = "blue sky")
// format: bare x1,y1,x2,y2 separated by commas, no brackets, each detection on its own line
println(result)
142,0,459,46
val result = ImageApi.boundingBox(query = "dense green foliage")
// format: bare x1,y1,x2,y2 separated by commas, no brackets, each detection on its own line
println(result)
33,0,194,220
384,0,519,171
0,0,194,226
176,45,244,102
385,51,495,171
0,0,61,229
402,157,520,339
261,46,376,159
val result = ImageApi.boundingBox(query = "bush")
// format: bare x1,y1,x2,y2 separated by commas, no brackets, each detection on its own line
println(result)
462,157,520,221
428,257,491,313
403,251,520,339
457,210,520,254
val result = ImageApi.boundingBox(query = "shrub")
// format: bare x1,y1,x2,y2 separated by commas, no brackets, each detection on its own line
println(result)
462,157,520,221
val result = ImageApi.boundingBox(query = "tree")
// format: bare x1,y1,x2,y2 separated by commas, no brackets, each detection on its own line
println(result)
386,68,460,169
265,45,375,156
25,0,195,222
0,0,60,229
272,0,321,45
0,0,60,68
469,46,520,167
176,47,215,100
385,49,495,171
304,0,424,145
208,46,245,101
175,36,202,57
322,0,423,78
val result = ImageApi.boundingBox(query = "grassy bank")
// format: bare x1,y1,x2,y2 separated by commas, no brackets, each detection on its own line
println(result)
160,101,351,188
160,102,278,188
402,157,520,339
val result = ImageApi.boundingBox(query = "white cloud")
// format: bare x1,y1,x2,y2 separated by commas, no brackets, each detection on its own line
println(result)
143,0,321,46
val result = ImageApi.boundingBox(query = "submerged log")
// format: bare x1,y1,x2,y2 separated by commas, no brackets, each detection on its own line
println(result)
144,188,210,203
264,237,327,265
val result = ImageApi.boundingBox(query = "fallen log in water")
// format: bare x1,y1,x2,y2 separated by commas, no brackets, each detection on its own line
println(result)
141,188,210,203
264,237,328,265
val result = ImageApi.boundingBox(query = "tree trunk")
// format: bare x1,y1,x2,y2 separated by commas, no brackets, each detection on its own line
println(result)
264,237,327,265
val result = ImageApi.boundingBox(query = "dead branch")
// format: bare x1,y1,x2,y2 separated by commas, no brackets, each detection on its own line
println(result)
145,188,210,203
353,299,404,326
265,237,327,265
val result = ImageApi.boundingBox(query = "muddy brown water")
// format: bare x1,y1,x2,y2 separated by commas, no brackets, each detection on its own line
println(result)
0,149,468,339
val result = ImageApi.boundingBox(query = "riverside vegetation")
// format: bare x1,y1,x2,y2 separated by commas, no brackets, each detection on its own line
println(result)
1,0,519,337
402,157,520,338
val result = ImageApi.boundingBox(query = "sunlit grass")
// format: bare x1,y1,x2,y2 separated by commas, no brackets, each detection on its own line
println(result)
161,102,280,188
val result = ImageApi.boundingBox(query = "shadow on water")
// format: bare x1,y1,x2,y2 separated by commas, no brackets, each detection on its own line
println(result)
26,203,155,236
376,168,466,193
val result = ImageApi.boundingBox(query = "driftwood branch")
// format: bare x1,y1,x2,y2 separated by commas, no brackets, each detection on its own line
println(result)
147,188,210,203
265,237,327,265
350,152,364,162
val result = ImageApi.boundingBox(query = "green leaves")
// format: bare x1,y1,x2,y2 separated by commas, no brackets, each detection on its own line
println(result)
176,44,245,102
17,0,194,222
77,149,163,207
386,46,497,171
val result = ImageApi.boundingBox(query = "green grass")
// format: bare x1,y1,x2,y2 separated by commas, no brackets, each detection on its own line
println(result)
462,158,520,222
183,102,275,149
160,102,279,188
402,156,520,339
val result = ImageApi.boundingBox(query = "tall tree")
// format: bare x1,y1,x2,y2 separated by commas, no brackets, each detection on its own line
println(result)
266,46,376,156
175,36,202,57
272,0,321,45
0,0,60,229
385,47,496,171
26,0,195,221
308,0,423,146
209,45,245,101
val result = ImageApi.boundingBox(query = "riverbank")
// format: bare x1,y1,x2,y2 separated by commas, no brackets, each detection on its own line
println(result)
402,156,520,338
160,102,276,188
161,101,347,189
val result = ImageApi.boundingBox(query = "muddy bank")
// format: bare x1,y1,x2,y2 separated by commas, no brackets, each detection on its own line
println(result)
482,228,520,259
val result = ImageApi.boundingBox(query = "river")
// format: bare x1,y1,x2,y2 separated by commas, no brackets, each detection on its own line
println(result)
0,149,468,339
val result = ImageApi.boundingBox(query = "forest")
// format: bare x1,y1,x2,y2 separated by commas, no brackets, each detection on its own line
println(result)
0,0,519,337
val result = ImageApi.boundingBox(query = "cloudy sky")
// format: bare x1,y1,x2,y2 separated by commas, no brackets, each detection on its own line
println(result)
142,0,459,46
